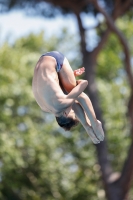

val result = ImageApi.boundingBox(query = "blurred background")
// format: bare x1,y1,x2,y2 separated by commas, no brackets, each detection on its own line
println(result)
0,1,133,200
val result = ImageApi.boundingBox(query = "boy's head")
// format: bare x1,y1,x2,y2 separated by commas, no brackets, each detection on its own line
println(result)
56,109,79,130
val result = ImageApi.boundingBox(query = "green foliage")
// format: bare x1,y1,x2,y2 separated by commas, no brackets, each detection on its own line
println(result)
96,19,133,177
97,78,130,171
0,16,133,199
97,33,122,81
0,31,104,200
95,15,133,197
117,16,133,55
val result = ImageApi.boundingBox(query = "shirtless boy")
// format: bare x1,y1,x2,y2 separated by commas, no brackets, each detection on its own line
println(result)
32,51,104,144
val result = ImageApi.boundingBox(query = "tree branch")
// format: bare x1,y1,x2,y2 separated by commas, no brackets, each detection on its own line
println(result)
93,0,133,88
74,12,87,54
119,139,133,199
44,0,92,11
91,0,132,58
114,0,133,19
93,28,110,57
73,8,114,191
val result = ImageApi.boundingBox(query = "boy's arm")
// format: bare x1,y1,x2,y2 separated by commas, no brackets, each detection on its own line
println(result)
56,80,88,111
66,79,88,99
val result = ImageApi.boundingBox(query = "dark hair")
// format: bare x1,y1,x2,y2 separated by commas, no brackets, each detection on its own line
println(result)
56,116,79,131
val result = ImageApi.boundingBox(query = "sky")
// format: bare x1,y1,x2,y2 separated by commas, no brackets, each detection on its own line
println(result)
0,10,97,48
0,11,78,44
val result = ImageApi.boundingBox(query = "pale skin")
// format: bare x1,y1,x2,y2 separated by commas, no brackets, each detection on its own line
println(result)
32,55,104,144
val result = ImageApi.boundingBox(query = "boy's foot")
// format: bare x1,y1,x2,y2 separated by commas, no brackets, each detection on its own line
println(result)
85,125,101,144
91,120,104,142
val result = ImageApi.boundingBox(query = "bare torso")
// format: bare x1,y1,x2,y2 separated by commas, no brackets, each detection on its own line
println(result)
32,56,65,114
32,53,104,144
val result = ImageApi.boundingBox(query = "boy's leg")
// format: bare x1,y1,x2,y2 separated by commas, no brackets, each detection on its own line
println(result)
58,58,77,92
72,102,100,144
76,93,104,141
58,58,104,141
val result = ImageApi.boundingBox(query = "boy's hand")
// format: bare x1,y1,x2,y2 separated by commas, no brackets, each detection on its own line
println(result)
74,67,85,76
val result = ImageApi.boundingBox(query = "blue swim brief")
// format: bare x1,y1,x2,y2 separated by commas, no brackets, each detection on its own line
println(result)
41,51,65,72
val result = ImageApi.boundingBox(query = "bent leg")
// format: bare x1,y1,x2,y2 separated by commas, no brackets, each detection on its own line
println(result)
59,58,104,141
58,58,76,93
